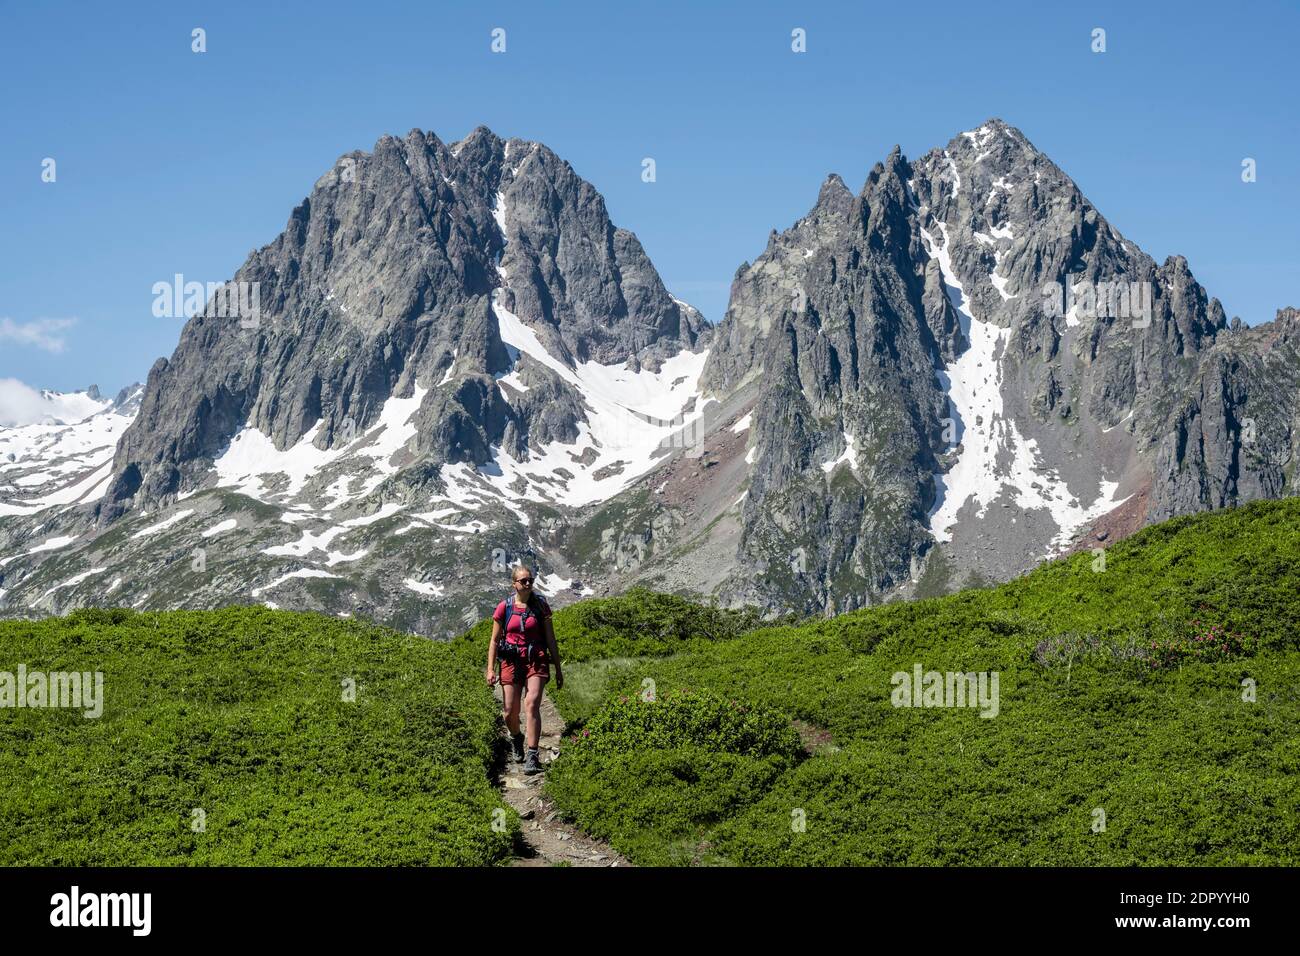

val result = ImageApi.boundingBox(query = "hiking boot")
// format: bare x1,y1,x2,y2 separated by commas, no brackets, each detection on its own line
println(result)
523,748,542,775
510,733,526,763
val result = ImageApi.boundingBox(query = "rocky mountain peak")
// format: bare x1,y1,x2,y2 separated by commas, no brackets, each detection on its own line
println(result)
814,173,854,217
4,118,1294,635
687,119,1298,616
98,125,711,521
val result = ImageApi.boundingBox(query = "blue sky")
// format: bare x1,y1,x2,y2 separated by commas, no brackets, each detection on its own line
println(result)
2,0,1297,394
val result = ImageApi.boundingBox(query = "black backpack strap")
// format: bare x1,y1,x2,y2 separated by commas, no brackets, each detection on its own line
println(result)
499,597,516,657
501,594,547,662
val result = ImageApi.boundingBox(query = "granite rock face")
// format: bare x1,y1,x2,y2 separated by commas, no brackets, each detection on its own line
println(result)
654,119,1297,614
2,120,1295,629
103,127,709,520
696,149,952,614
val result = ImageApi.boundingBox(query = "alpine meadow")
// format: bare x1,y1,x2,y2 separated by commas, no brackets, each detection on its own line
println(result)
2,4,1298,933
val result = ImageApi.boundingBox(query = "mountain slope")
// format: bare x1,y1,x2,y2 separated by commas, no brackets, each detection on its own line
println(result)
0,128,714,631
1,119,1296,628
541,497,1300,865
0,384,142,521
575,119,1298,616
103,126,710,519
0,607,515,865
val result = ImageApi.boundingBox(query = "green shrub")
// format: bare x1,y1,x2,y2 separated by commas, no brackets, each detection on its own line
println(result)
0,607,516,866
454,587,779,664
1146,620,1256,669
546,747,793,866
545,499,1300,866
562,689,802,760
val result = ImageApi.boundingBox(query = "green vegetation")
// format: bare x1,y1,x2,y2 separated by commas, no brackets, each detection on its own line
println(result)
456,587,790,723
5,500,1298,866
545,689,802,865
541,499,1300,865
0,607,516,865
458,586,775,665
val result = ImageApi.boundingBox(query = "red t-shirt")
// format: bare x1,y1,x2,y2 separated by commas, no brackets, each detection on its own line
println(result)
493,597,551,648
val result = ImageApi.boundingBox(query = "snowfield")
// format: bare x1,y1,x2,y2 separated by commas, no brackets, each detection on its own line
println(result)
212,387,428,508
0,388,138,517
487,294,710,508
921,220,1127,549
403,578,445,597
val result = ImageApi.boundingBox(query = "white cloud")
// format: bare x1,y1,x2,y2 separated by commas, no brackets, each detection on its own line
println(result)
0,378,105,427
0,379,53,426
0,317,76,353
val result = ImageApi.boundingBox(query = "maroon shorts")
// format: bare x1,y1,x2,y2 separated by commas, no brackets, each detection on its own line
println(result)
500,654,549,685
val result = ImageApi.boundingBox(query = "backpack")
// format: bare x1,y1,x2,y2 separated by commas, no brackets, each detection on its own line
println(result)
497,593,547,663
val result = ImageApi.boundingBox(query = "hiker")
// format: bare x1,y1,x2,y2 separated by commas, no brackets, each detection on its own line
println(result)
485,564,564,775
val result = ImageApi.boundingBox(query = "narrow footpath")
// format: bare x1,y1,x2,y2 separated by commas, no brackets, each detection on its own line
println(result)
492,684,631,867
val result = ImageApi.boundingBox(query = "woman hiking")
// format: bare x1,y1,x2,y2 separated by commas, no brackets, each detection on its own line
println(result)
485,564,564,775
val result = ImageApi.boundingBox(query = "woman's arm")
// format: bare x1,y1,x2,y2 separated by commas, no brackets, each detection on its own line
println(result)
485,619,501,685
544,617,562,689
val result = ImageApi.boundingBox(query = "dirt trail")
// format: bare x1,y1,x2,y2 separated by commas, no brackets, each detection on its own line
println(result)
492,684,630,867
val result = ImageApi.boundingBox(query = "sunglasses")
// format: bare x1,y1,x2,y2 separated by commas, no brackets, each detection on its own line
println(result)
514,578,533,585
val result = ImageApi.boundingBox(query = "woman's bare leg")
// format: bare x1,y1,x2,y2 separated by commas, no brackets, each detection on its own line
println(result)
502,680,522,736
524,674,546,748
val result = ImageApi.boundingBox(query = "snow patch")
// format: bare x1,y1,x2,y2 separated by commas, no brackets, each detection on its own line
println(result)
438,350,459,386
212,388,427,508
921,222,1120,547
1100,410,1135,433
821,432,857,475
1046,481,1132,553
26,534,79,554
36,567,106,605
341,502,405,528
492,190,508,239
990,271,1015,301
481,294,710,508
943,151,962,192
131,509,194,539
324,549,368,566
201,519,238,538
251,569,340,597
533,573,575,595
403,578,445,597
